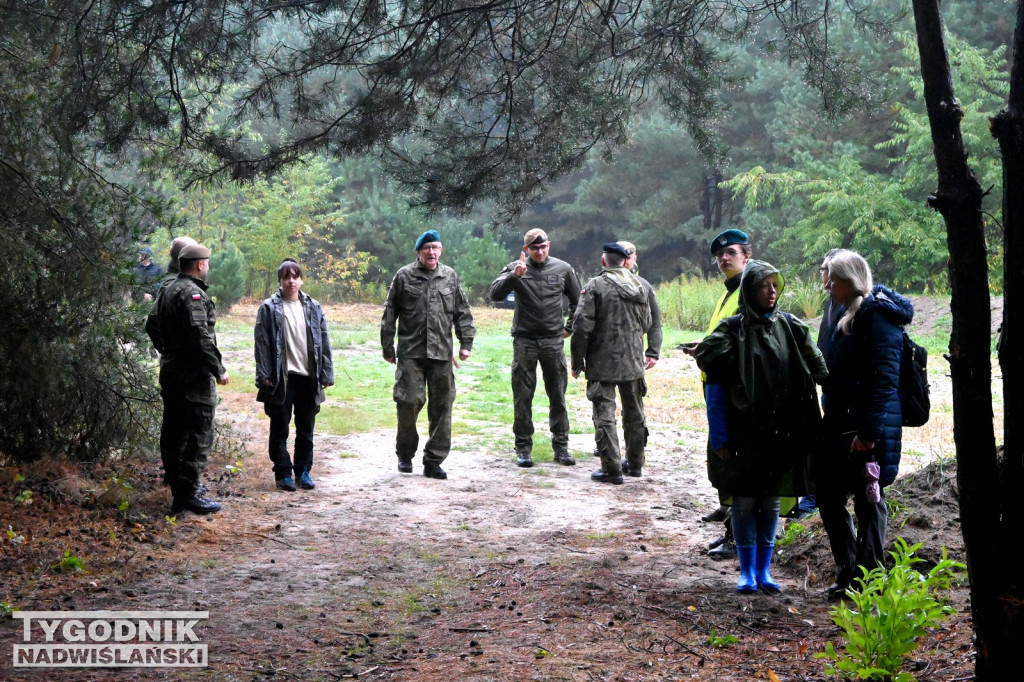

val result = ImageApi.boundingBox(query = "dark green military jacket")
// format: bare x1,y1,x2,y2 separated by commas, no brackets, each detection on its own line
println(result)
488,256,581,338
381,261,476,361
637,274,663,360
146,273,226,397
570,267,652,382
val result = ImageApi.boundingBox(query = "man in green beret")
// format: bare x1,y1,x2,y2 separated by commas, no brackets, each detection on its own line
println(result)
146,243,228,514
381,230,476,480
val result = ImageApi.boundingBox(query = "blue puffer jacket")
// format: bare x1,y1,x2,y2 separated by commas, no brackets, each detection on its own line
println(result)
819,285,912,487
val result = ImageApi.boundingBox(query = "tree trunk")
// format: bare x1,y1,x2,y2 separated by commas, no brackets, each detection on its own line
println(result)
989,1,1024,675
911,2,1003,678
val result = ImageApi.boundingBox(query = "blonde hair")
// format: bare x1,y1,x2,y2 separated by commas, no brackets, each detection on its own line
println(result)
828,251,873,335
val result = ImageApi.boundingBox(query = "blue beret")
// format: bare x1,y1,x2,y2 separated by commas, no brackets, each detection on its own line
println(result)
415,230,441,250
710,229,749,256
603,242,630,259
139,246,154,256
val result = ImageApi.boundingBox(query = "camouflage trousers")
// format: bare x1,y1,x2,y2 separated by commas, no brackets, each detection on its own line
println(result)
586,379,648,474
511,336,569,452
393,357,455,465
159,382,215,499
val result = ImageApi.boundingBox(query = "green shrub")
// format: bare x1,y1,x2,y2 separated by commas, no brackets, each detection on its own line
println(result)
817,538,964,681
207,243,248,313
780,275,826,320
656,275,724,331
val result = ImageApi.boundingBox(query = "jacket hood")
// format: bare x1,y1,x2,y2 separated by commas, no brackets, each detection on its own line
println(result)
737,260,785,319
865,284,914,327
601,267,647,302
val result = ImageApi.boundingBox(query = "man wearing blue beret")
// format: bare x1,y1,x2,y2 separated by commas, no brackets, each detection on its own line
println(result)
570,242,653,484
381,230,476,480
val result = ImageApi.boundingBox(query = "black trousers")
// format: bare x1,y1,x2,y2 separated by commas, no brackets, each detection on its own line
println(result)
159,372,216,500
265,373,320,479
817,480,888,585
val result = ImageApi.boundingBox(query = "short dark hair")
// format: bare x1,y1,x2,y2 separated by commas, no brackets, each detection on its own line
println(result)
179,258,201,273
277,259,303,281
604,251,626,268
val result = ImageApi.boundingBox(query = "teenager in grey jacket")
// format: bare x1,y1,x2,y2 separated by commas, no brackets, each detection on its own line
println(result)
254,259,334,491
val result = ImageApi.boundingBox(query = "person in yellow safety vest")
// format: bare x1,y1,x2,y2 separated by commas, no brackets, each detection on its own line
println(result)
684,229,751,559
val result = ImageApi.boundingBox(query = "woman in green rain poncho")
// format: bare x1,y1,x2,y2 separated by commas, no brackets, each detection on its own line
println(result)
695,261,828,593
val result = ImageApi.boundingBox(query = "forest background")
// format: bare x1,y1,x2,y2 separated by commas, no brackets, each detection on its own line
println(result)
1,0,1011,470
1,1,1018,677
175,2,1012,307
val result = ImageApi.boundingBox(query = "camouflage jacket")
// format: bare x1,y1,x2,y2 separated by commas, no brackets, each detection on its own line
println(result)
570,267,652,382
381,262,476,361
637,274,663,360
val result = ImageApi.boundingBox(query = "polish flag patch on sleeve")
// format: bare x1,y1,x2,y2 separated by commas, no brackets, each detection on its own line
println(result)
191,293,202,300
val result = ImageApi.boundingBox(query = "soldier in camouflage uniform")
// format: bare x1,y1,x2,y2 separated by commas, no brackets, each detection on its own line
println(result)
145,243,228,514
570,242,653,485
615,241,662,477
381,230,476,480
488,228,580,468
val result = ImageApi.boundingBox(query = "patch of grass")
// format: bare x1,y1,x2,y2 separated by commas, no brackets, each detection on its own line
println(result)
584,531,619,541
779,276,826,320
319,402,394,434
657,275,724,331
399,593,427,615
336,452,359,459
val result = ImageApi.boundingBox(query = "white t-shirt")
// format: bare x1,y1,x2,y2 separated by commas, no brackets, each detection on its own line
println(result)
281,298,310,376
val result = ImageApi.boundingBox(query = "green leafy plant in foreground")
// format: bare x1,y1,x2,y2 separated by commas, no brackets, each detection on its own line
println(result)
817,538,964,681
707,630,738,648
776,520,809,547
55,550,87,574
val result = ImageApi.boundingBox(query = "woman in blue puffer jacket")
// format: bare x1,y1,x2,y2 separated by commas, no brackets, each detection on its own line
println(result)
815,250,913,599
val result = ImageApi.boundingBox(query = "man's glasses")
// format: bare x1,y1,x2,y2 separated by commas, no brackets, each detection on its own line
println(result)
527,243,550,251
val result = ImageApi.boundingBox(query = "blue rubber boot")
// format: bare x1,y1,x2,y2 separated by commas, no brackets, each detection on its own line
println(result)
736,545,757,594
756,544,781,593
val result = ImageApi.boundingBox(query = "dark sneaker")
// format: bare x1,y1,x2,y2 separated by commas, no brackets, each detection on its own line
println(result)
276,477,297,492
423,462,448,480
621,460,641,477
590,470,624,485
397,459,413,473
553,450,576,466
171,492,222,515
298,469,315,490
516,450,534,468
